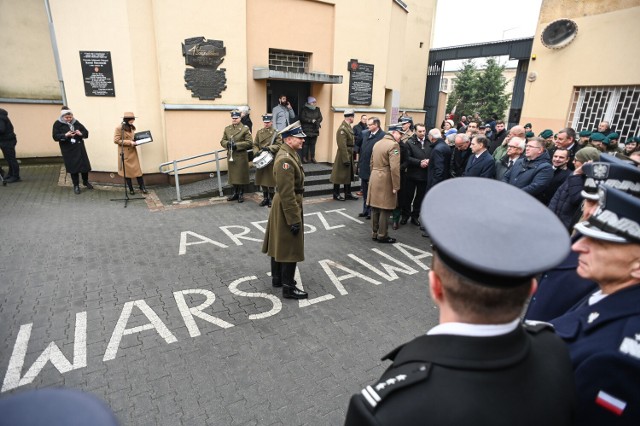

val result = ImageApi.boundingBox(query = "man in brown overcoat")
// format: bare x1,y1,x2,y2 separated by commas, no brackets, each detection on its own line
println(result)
262,121,308,300
367,123,402,244
221,110,253,203
330,109,358,201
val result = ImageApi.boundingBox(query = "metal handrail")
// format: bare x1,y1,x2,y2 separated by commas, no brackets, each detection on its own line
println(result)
159,149,228,202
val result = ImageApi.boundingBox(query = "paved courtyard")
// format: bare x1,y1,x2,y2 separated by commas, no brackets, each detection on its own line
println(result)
0,164,438,425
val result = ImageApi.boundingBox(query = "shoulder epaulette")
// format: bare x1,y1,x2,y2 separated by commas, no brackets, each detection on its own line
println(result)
523,320,555,333
359,363,431,411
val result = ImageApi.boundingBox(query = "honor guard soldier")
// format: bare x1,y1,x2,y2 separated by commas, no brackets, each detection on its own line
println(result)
550,184,640,425
221,109,253,203
252,113,282,207
330,109,358,201
262,121,308,300
345,178,576,425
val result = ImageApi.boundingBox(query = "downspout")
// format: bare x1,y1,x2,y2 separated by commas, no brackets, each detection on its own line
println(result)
44,0,67,106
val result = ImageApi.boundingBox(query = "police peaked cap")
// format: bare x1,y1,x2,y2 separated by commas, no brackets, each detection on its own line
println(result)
581,157,640,200
421,178,570,287
279,121,306,138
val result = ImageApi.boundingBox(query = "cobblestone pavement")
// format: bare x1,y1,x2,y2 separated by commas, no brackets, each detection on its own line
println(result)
0,164,438,425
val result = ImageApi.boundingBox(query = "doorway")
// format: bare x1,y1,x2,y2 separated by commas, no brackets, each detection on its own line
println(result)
267,80,311,120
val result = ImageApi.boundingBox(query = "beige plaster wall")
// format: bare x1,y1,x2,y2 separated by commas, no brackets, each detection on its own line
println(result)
520,2,640,132
0,0,60,99
0,103,63,158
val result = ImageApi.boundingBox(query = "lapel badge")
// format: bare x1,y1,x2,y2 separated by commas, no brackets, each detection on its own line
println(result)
588,312,600,323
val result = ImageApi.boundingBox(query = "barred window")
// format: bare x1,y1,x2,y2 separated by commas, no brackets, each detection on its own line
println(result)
569,86,640,144
440,78,449,92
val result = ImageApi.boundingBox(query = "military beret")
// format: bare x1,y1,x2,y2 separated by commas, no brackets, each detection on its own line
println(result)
539,129,554,139
590,132,607,142
262,113,273,122
279,121,306,138
399,116,413,123
525,131,535,138
575,185,640,244
344,109,355,116
579,130,592,137
524,123,532,128
421,178,570,287
230,110,241,118
387,123,405,133
634,136,640,143
608,132,620,140
581,156,640,200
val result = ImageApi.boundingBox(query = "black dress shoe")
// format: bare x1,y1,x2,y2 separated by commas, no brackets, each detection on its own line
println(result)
422,232,430,238
73,185,81,195
83,182,94,190
410,217,421,226
238,194,245,203
358,213,367,217
400,218,408,225
129,188,135,195
344,194,359,200
372,235,378,241
140,186,149,194
333,194,345,201
5,176,21,183
259,198,269,207
377,237,397,244
366,215,371,220
227,193,239,201
283,284,308,299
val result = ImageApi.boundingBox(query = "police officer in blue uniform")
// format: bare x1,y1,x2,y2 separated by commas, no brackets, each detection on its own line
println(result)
345,178,576,425
551,185,640,425
526,156,640,322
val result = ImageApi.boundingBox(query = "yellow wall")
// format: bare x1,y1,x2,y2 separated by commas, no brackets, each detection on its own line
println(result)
2,0,436,176
521,1,640,132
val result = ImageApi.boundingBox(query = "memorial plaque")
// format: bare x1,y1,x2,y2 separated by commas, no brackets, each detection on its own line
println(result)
79,51,116,97
348,59,374,106
182,37,228,100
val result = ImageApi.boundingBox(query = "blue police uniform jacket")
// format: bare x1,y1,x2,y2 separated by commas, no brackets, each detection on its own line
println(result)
550,284,640,425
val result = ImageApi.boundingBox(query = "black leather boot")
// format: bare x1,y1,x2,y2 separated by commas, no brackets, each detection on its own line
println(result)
227,186,239,201
267,192,273,207
271,257,282,288
259,191,269,207
139,185,148,194
281,263,307,299
238,186,244,203
73,185,81,195
83,181,94,190
333,184,345,201
344,184,359,200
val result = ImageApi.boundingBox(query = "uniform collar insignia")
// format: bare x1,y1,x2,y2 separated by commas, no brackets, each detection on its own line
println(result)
588,312,600,323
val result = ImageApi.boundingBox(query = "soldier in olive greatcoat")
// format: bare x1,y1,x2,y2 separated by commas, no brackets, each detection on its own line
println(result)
252,113,282,207
262,121,308,300
330,109,358,201
221,110,253,203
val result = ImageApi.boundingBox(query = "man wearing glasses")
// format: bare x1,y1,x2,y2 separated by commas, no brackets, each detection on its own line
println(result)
495,137,525,181
502,136,553,202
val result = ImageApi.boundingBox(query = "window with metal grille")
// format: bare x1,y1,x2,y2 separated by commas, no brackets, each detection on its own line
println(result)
569,86,640,144
269,49,310,74
440,78,449,92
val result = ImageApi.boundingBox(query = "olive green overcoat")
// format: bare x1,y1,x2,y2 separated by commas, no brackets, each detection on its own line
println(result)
252,127,282,188
262,143,305,262
221,123,253,185
330,120,355,184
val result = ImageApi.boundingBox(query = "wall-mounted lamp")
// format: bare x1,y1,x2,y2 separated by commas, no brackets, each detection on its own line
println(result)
531,54,537,61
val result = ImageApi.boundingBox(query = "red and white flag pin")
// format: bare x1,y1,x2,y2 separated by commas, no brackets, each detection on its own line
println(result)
595,390,626,416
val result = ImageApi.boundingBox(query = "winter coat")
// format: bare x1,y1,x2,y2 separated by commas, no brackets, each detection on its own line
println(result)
548,173,585,231
502,151,553,201
405,134,431,182
367,135,401,210
262,143,305,263
330,120,355,184
113,124,141,178
252,127,282,188
463,150,496,178
220,123,253,185
539,167,571,205
272,104,295,131
488,129,507,154
52,119,91,174
353,122,367,151
427,138,451,191
0,108,17,148
358,130,386,181
299,105,323,137
450,146,471,178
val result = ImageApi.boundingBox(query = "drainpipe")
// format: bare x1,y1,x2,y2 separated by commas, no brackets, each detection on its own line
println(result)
44,0,67,106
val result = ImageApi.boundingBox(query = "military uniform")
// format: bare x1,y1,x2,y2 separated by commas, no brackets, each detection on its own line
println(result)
330,120,355,185
345,324,576,426
253,126,281,189
367,132,401,242
220,122,253,185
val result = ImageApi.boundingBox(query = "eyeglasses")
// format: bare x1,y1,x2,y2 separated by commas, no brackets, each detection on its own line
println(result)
507,145,520,149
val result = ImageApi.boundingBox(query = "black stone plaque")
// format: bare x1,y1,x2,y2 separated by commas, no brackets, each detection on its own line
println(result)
79,51,116,97
348,59,374,106
182,37,227,100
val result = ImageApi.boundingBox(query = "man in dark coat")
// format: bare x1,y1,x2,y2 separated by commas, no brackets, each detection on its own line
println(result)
539,147,571,205
0,108,20,183
549,127,580,170
402,124,430,226
345,178,576,426
462,135,495,178
550,185,640,425
503,137,553,203
357,117,385,219
426,128,451,192
262,121,308,300
488,120,507,154
352,114,368,177
449,133,471,178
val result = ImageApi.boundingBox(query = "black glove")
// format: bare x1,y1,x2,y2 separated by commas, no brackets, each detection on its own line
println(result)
343,161,350,166
261,147,270,153
290,223,301,236
230,141,237,151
